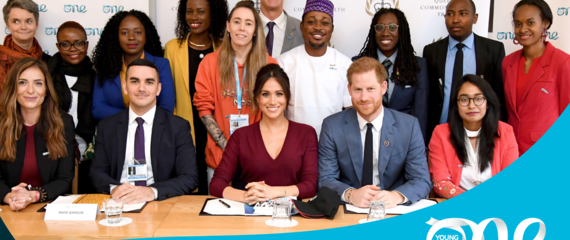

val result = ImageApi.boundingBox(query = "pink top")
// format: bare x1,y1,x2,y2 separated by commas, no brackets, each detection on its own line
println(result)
209,121,319,199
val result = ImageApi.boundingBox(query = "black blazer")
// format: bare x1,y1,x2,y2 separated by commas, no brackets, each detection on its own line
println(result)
89,107,198,200
0,113,75,202
423,34,507,140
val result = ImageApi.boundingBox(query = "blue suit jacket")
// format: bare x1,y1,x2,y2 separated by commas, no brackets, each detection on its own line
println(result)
92,51,175,120
318,107,431,204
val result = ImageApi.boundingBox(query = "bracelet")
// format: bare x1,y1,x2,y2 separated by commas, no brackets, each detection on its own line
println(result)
30,187,47,203
346,188,355,205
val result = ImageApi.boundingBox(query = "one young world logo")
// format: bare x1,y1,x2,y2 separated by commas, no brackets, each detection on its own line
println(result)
426,218,546,240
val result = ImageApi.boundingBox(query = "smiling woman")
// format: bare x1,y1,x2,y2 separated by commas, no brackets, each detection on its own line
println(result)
91,10,175,121
0,0,51,96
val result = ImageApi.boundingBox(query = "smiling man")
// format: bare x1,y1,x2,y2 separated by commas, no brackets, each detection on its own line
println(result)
423,0,507,142
277,0,352,137
318,57,431,209
260,0,303,58
90,59,198,204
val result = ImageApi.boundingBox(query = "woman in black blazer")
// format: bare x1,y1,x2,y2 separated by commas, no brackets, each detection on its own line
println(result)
0,57,75,211
354,8,428,143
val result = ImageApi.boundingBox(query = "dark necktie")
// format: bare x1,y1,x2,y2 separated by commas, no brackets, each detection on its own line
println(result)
134,117,146,186
362,123,374,186
265,22,276,56
382,59,392,106
451,43,465,96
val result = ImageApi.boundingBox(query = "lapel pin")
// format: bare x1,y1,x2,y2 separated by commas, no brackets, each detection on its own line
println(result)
287,32,293,39
438,78,442,85
43,152,49,156
384,141,389,146
541,88,549,94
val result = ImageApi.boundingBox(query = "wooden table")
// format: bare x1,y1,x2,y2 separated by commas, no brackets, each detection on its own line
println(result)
0,196,444,239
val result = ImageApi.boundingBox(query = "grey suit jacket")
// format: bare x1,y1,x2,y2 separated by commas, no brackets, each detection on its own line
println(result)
318,108,432,204
281,11,304,55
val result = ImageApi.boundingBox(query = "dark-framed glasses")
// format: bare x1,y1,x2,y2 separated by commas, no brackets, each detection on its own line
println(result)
374,23,399,33
457,96,486,107
57,40,88,51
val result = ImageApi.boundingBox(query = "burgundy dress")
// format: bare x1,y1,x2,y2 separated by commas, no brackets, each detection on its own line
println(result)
209,121,318,199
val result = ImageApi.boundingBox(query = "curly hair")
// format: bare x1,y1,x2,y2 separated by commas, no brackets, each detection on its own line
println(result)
356,8,419,87
175,0,229,46
92,10,163,84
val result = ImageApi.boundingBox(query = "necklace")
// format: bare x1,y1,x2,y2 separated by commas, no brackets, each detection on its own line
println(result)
188,39,212,47
464,127,481,138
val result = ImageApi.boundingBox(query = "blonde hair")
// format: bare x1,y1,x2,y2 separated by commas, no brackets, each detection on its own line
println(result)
217,0,268,100
0,57,67,161
347,57,387,85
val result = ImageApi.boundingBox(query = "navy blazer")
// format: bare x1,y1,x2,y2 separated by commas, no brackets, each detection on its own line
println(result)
0,113,75,202
90,107,198,200
92,51,175,120
318,108,431,204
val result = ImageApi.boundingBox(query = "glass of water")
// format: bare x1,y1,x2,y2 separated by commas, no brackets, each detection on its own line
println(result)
271,199,292,226
103,198,124,224
367,200,386,222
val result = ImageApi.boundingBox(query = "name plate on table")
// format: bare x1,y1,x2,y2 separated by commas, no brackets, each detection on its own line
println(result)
44,204,100,221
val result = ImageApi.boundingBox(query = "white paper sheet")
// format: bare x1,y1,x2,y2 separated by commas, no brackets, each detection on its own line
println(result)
203,198,245,215
345,199,437,215
45,195,145,212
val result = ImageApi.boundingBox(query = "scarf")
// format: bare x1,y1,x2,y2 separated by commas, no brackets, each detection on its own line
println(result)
48,52,94,112
0,35,44,95
3,34,44,60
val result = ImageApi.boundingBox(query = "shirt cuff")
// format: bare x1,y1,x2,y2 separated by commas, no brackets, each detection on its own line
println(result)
151,187,158,200
395,190,409,204
110,184,116,194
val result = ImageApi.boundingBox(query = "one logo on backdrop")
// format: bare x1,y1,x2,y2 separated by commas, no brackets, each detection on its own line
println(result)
86,28,104,36
43,50,49,55
64,5,87,13
45,27,57,36
37,4,47,12
365,0,400,16
426,217,546,240
558,7,570,16
103,5,124,14
171,6,178,11
497,31,559,41
4,27,10,35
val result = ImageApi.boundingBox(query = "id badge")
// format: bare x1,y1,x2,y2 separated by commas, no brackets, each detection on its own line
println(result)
229,114,249,135
127,164,148,181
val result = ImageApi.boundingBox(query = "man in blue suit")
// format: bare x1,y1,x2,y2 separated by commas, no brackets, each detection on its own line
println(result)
319,57,431,208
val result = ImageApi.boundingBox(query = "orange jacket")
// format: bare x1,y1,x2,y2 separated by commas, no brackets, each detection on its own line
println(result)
193,51,277,169
428,122,518,198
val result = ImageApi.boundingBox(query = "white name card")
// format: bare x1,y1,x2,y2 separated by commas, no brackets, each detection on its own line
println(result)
44,204,100,221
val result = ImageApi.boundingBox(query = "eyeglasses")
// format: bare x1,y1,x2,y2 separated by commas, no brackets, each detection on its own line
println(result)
457,96,486,107
374,24,399,33
57,40,88,51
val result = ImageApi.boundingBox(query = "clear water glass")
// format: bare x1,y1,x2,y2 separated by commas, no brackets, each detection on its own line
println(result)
103,198,124,224
271,199,292,226
367,200,386,222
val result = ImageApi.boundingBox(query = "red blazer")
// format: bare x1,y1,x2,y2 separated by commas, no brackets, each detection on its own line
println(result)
502,42,570,155
428,122,518,198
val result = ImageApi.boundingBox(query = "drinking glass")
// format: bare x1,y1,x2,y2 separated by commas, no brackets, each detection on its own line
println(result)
271,199,292,226
367,200,386,222
103,198,124,224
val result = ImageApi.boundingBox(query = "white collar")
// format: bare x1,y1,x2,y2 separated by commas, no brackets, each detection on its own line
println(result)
129,105,157,126
464,127,481,138
356,106,384,132
377,48,398,65
260,10,287,30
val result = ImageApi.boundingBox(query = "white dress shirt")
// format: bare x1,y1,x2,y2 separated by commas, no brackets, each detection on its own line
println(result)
260,10,287,59
460,129,492,190
376,49,398,100
110,106,158,199
64,75,87,159
342,107,408,203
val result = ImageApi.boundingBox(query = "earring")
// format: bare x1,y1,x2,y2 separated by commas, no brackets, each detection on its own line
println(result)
542,29,548,43
513,38,519,45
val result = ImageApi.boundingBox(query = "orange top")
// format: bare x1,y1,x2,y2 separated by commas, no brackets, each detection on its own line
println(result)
516,55,541,105
194,51,277,169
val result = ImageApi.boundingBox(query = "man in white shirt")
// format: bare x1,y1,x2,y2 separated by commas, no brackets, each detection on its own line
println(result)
259,0,303,58
318,57,431,208
90,59,198,204
277,0,352,136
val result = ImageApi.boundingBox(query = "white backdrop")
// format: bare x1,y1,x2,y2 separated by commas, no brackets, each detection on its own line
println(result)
0,0,149,56
156,0,490,58
489,0,569,55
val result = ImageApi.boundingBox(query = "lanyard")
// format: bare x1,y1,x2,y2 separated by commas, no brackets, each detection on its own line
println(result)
233,58,246,110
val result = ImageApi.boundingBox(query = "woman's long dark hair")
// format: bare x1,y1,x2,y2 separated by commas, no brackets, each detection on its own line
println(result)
92,10,163,84
448,74,501,172
356,8,419,87
175,0,229,46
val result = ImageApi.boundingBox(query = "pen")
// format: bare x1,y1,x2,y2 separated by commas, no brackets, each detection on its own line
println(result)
219,199,231,208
